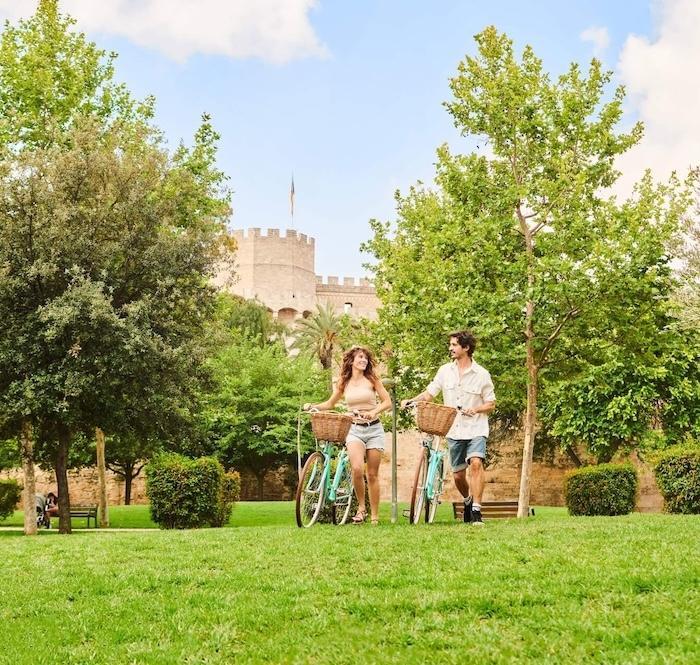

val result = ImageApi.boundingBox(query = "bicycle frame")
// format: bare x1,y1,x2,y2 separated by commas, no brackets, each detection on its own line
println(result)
422,435,446,501
296,438,353,527
313,441,350,503
408,422,448,524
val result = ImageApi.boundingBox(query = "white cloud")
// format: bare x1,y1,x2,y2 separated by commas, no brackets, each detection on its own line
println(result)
615,0,700,196
0,0,328,64
580,25,610,58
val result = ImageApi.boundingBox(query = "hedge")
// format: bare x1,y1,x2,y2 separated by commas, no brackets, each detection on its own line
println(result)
146,454,238,529
564,463,638,516
653,445,700,514
0,479,22,521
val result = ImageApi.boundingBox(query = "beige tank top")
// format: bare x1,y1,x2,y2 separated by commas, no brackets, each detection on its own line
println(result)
344,380,377,412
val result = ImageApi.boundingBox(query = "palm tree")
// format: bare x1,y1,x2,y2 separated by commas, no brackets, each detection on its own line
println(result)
293,302,342,390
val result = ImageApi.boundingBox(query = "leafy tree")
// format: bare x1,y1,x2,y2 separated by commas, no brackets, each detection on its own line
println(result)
0,118,231,532
673,176,700,329
364,27,693,516
201,340,326,499
209,293,283,349
0,2,233,532
293,301,345,392
0,0,152,151
104,435,162,505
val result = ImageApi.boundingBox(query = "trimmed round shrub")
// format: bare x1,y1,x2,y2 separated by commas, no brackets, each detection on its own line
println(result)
146,454,233,529
564,463,638,516
653,445,700,514
211,471,241,527
0,479,22,521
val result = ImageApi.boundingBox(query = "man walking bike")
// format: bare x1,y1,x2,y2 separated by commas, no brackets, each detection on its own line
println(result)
402,330,496,525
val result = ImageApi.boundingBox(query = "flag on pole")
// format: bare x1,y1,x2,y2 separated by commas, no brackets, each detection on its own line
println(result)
290,175,295,218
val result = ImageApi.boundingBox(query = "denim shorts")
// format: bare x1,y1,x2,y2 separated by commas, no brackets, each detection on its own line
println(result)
446,436,487,472
346,422,385,451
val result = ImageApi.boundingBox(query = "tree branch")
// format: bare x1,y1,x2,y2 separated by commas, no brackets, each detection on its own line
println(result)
537,307,580,365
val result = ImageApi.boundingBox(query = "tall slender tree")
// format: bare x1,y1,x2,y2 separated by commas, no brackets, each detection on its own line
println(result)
365,27,693,516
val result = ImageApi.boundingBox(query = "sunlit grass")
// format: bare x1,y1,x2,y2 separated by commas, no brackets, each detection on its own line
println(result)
1,505,698,663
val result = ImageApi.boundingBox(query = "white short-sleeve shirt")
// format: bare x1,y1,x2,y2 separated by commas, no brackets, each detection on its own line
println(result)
426,359,496,440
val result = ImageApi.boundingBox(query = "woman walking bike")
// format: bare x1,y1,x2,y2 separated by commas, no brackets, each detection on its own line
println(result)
305,346,392,524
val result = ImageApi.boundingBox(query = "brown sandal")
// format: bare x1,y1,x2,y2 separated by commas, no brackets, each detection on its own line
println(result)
351,510,367,524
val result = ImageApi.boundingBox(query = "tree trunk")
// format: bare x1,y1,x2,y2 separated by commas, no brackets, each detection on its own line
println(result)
565,446,582,467
124,464,134,505
95,427,109,527
55,427,71,534
596,440,621,464
256,471,266,500
20,420,37,536
517,354,538,518
517,210,538,519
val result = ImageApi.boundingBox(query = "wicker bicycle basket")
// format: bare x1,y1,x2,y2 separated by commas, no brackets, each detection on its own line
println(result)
416,402,457,436
310,412,354,443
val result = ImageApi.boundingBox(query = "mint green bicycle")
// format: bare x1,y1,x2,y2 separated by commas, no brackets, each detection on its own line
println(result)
405,401,457,524
295,410,356,528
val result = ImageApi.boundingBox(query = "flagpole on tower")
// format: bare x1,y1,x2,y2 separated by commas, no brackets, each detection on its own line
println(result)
289,174,295,227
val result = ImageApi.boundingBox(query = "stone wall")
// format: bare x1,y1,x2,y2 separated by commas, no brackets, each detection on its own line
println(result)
1,466,147,506
378,430,663,510
3,435,664,511
315,276,381,321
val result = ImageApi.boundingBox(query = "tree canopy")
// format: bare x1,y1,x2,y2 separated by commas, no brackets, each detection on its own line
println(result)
364,27,696,514
0,1,233,531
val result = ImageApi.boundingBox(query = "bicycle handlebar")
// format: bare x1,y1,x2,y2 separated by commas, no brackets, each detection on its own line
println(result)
301,406,372,422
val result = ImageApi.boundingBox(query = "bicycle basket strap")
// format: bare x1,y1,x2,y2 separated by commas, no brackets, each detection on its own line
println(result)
310,412,353,442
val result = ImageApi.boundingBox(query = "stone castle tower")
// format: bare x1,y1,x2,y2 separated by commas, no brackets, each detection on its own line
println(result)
216,227,380,321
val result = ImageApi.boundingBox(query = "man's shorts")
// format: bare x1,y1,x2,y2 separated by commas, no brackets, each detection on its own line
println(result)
446,436,487,472
346,422,385,451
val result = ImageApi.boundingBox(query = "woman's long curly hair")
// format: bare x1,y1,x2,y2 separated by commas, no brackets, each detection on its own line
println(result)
337,346,379,393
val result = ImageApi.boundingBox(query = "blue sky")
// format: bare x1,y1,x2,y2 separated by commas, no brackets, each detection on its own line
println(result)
3,1,697,278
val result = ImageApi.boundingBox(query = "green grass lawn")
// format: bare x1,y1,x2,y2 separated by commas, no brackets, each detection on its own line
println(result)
1,505,698,664
2,499,498,529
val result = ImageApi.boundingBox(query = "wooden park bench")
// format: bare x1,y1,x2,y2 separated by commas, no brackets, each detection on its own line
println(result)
452,500,534,520
69,505,99,528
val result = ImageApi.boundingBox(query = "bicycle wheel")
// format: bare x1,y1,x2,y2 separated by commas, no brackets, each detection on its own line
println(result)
409,447,429,524
295,452,326,528
332,454,354,525
427,457,445,524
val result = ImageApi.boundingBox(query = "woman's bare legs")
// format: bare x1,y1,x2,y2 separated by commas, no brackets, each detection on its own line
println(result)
366,448,382,523
347,440,367,521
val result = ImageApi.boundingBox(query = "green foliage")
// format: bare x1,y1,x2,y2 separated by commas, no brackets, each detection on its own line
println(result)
672,179,700,329
211,470,241,527
208,293,283,349
0,438,19,471
201,340,326,488
293,302,343,372
146,453,233,529
653,444,700,514
363,27,696,459
564,464,638,516
0,0,153,151
0,478,22,520
0,3,233,532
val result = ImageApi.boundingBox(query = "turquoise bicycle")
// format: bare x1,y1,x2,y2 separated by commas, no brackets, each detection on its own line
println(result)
295,410,356,528
406,401,457,524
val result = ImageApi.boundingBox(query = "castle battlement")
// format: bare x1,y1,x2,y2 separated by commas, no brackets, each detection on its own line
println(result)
225,225,379,321
232,227,314,246
316,275,374,291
